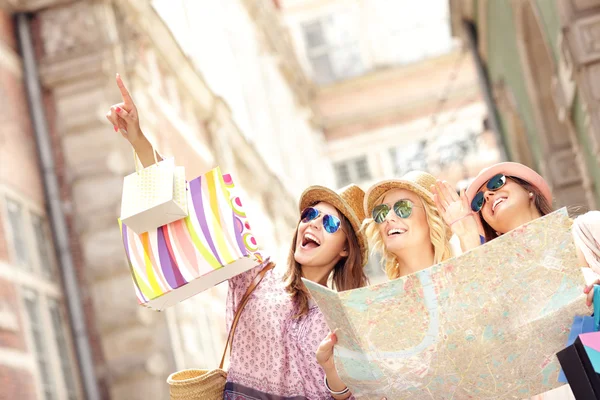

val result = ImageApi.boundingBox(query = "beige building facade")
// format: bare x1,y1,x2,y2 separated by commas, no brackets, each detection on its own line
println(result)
280,0,503,193
0,0,332,399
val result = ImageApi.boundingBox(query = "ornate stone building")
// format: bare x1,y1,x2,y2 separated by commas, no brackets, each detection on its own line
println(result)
279,0,503,194
0,0,332,399
450,0,600,209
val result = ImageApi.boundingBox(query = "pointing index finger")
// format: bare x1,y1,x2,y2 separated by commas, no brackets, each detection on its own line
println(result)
116,73,134,108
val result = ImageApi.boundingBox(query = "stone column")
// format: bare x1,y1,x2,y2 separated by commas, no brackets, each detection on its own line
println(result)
559,0,600,180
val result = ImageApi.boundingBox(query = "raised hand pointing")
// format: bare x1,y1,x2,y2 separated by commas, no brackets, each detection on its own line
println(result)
105,73,143,145
105,73,160,167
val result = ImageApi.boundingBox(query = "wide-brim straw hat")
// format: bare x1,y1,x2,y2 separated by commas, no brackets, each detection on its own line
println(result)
299,184,368,267
364,171,437,217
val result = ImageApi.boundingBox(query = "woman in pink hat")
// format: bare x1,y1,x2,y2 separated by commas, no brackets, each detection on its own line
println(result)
106,75,369,399
432,162,553,247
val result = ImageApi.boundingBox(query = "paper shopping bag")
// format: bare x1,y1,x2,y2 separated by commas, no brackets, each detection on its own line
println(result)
119,167,264,310
558,285,600,384
557,333,600,399
120,156,188,234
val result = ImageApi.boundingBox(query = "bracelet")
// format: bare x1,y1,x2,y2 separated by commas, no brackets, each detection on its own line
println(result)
450,213,473,226
324,376,349,395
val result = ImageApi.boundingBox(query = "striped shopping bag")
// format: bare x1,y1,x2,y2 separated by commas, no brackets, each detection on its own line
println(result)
118,167,264,310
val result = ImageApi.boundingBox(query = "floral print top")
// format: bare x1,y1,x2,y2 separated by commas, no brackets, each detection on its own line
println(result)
224,261,339,399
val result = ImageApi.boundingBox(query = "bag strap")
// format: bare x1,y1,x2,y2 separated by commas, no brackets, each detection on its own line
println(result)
219,262,274,369
132,147,159,174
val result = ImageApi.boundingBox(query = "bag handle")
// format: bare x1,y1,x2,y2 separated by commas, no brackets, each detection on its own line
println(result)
132,147,159,174
219,261,275,369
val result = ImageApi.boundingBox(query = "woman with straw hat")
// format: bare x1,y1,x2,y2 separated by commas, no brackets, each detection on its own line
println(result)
316,171,473,396
106,75,369,399
361,170,457,279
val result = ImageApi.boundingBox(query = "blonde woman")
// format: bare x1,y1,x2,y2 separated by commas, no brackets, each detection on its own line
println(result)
361,171,456,279
316,171,473,396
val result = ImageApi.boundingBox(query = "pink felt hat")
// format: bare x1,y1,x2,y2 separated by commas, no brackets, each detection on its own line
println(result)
466,162,552,238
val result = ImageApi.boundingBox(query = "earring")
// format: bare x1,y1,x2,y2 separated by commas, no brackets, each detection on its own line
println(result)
529,192,534,198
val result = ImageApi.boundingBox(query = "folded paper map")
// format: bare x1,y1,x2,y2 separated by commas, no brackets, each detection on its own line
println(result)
304,208,588,399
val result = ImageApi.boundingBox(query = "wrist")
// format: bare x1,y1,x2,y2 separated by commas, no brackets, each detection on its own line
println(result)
322,364,337,374
129,132,147,148
449,212,473,227
324,376,349,396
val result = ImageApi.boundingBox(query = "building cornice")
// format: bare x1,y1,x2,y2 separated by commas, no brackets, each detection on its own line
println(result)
317,50,466,95
322,83,481,138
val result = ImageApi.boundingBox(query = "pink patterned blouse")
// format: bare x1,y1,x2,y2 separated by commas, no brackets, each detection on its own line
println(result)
225,261,340,399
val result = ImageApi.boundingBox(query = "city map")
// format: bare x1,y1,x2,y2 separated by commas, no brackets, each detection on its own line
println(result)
304,208,587,399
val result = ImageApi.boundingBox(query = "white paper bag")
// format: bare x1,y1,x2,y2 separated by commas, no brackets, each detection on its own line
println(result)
120,156,188,234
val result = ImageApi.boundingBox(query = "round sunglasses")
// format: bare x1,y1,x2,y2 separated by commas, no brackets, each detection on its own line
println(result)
372,199,418,224
300,207,342,234
470,173,507,212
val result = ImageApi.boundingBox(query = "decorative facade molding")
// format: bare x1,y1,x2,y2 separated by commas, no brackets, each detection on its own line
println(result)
512,0,594,208
560,0,600,167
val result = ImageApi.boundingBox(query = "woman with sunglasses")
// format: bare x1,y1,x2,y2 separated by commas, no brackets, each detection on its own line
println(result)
106,75,368,399
432,162,553,247
363,171,455,278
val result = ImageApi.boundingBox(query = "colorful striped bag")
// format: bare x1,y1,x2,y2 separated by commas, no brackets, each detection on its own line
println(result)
119,167,264,310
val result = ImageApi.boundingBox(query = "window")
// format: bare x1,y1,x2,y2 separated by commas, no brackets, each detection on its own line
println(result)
24,291,56,400
334,156,372,188
32,214,56,280
334,162,352,188
302,13,364,84
49,300,78,400
355,157,371,181
6,198,29,268
1,193,81,400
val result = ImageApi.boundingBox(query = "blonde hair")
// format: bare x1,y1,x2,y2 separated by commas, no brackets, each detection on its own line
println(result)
363,195,452,279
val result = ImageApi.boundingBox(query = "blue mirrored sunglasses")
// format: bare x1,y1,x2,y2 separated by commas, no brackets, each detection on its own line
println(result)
300,207,342,234
470,173,507,212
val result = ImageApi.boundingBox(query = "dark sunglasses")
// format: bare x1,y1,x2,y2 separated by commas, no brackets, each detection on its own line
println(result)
470,173,507,212
300,207,342,234
372,199,417,224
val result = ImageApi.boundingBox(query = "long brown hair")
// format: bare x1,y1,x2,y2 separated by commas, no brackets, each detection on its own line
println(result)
481,176,554,242
283,211,368,318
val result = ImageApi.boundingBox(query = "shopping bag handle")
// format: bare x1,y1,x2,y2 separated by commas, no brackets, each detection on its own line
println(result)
219,261,275,369
132,146,159,174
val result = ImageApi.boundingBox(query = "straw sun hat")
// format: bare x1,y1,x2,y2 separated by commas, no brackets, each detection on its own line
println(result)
299,184,368,267
363,171,437,216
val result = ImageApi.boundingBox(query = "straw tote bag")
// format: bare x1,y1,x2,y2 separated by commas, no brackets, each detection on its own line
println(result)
167,262,274,399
